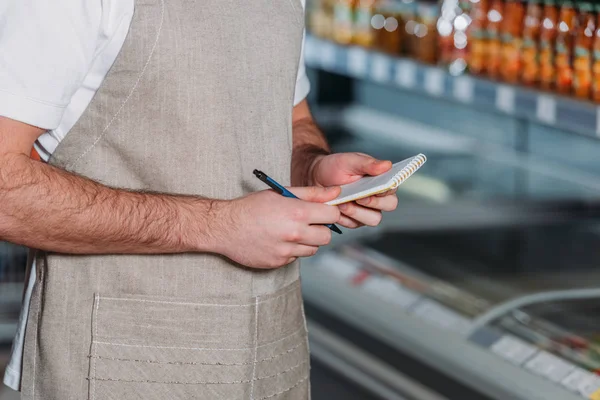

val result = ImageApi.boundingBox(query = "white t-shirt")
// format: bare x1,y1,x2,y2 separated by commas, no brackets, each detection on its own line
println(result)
1,0,309,391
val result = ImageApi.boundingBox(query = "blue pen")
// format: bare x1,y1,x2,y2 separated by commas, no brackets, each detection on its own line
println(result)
253,170,342,234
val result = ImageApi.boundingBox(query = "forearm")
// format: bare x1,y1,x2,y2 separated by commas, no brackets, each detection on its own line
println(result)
0,153,223,254
291,116,330,186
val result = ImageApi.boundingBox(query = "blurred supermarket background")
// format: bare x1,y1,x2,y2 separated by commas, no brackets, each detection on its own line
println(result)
5,0,600,399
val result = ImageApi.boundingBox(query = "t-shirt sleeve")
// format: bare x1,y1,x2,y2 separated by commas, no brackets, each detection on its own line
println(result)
293,0,310,106
0,0,102,129
293,29,311,106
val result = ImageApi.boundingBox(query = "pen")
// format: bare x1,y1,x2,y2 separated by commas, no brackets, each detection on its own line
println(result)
253,170,342,235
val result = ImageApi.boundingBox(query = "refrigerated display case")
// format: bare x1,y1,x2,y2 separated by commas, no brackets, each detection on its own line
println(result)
301,108,600,399
301,19,600,395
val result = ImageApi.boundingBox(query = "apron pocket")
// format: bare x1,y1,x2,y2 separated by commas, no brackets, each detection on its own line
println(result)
87,282,309,400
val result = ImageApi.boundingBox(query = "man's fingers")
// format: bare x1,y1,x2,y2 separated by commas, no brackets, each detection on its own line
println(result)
297,226,332,246
285,257,298,265
293,245,320,258
337,214,364,229
338,202,382,227
290,185,341,203
303,202,341,224
356,194,398,212
377,188,397,197
345,153,392,176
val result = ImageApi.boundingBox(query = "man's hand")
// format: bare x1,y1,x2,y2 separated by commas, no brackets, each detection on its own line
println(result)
0,115,341,269
213,186,341,269
310,152,398,229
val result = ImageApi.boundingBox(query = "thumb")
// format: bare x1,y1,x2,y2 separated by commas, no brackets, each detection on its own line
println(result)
289,186,341,203
346,154,392,176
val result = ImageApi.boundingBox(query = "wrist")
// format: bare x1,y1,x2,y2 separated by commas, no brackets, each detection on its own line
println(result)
293,145,330,186
307,153,327,187
178,197,232,254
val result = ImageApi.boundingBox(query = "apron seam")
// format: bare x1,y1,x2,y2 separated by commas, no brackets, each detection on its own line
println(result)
30,282,41,400
86,360,308,385
96,281,299,307
258,375,309,400
285,0,304,25
90,295,100,400
88,341,305,365
300,299,312,400
91,324,305,351
66,0,165,171
249,296,259,399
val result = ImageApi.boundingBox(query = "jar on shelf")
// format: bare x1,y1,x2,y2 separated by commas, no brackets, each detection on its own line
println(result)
307,0,329,38
447,0,473,75
522,0,544,86
539,0,559,89
437,0,459,65
467,0,490,75
437,0,473,72
414,0,440,64
500,0,526,83
333,0,356,44
486,0,505,78
573,1,595,99
372,0,406,54
593,2,600,102
354,0,377,47
555,0,577,94
401,0,422,57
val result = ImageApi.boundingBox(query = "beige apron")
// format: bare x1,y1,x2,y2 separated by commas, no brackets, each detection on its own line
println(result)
20,0,309,399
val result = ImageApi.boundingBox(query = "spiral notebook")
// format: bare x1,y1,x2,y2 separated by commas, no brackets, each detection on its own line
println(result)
325,154,427,206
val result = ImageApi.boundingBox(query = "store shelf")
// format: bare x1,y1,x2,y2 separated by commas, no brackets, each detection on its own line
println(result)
305,35,600,139
301,249,594,400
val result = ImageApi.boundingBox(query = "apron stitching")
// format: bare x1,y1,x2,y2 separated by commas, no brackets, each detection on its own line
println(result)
258,375,309,400
66,0,165,170
249,297,259,400
96,282,299,307
91,295,100,400
299,297,311,352
88,341,305,365
86,361,308,385
31,283,41,400
285,0,303,24
91,324,305,351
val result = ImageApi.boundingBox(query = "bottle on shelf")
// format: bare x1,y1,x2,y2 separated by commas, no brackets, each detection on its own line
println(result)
539,0,559,90
573,0,596,99
333,0,356,45
437,0,458,66
467,0,490,75
372,0,406,55
486,0,505,79
522,0,544,86
555,0,577,94
307,0,332,39
354,0,377,47
500,0,526,83
399,0,419,56
593,1,600,102
448,0,473,75
413,0,440,64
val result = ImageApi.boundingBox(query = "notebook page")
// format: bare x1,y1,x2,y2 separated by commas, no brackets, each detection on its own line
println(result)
325,157,416,206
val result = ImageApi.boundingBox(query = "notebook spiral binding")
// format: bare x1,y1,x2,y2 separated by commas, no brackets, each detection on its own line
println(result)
391,154,427,188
